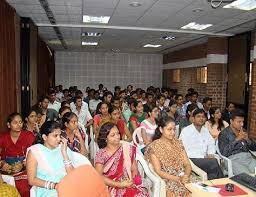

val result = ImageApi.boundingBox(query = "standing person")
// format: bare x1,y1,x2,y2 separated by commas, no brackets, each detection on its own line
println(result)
218,110,256,175
23,108,40,137
145,117,191,197
0,113,35,197
109,106,132,141
205,107,229,140
62,112,88,156
26,121,75,197
175,94,186,124
129,101,148,133
95,122,149,197
179,109,224,180
222,102,236,124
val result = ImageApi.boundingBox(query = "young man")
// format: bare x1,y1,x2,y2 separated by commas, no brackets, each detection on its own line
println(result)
218,109,256,175
70,90,89,112
185,91,203,110
222,102,236,124
89,91,101,115
157,94,168,120
39,96,58,122
47,90,61,113
179,109,224,180
143,93,155,113
202,97,212,120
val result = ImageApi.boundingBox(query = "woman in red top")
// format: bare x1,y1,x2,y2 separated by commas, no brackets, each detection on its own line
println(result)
0,112,35,197
109,106,132,141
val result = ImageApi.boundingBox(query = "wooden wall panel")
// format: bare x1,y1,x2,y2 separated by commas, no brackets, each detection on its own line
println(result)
0,0,18,131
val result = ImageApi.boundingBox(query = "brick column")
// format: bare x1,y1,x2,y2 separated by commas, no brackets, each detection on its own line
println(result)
248,32,256,139
206,37,228,110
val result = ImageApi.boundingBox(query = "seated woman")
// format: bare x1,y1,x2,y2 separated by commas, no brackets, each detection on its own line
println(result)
109,106,132,141
145,117,192,197
0,173,20,197
23,108,40,137
93,102,111,139
166,100,178,124
0,113,35,197
62,112,88,156
140,106,159,146
205,107,229,140
26,121,74,197
95,122,149,197
129,100,148,133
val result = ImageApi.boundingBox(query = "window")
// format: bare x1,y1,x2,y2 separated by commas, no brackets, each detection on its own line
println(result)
197,67,207,83
173,69,180,83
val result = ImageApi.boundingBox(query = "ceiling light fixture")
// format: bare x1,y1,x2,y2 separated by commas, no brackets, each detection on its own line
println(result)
83,15,110,24
143,44,162,48
192,8,204,12
129,2,142,7
223,0,256,10
82,41,98,46
82,32,102,37
181,22,212,30
111,48,120,53
162,35,175,40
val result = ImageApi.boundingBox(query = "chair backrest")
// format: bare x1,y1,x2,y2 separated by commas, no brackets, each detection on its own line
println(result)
1,175,15,186
132,127,144,147
78,122,89,150
57,165,110,197
88,125,99,161
175,125,179,138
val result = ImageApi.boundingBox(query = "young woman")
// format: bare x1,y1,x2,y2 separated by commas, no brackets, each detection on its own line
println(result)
0,113,35,197
93,102,111,139
145,117,192,197
95,122,149,197
167,100,178,124
62,112,88,156
109,106,132,141
205,107,229,140
23,108,40,137
140,106,159,146
129,101,148,133
175,94,186,123
26,121,74,197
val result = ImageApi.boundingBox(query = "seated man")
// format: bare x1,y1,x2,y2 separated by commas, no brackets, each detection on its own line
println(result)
179,109,224,180
218,109,256,175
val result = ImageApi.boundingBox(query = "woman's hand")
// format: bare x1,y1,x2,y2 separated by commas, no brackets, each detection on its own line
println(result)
118,180,133,188
180,175,189,184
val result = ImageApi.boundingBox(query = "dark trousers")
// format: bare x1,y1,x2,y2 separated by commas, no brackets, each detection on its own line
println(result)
190,158,224,180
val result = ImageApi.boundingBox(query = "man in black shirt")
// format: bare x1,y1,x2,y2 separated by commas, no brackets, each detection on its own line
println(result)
218,110,256,175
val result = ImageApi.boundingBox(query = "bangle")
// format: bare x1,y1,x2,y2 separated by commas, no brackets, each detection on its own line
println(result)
45,181,57,190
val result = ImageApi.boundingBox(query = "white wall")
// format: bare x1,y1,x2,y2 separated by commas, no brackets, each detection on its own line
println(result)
55,51,163,91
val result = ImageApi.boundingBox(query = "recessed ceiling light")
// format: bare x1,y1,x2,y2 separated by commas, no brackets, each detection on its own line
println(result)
82,41,98,46
181,22,212,30
129,2,142,7
162,35,175,40
223,0,256,10
82,32,102,37
111,48,120,53
143,44,162,48
192,8,204,12
83,15,110,24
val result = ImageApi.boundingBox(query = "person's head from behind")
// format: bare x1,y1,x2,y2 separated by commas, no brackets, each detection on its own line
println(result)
104,91,113,104
25,108,38,126
97,102,109,115
226,102,235,113
230,109,244,131
48,90,56,103
75,96,83,108
36,121,61,149
7,112,23,132
168,100,177,115
158,94,166,106
109,106,121,122
130,91,137,100
202,97,212,111
191,91,199,103
97,122,120,149
187,88,195,94
193,109,206,127
61,100,70,108
134,100,144,114
175,94,183,105
153,117,176,141
146,93,154,104
75,90,83,98
62,112,78,132
59,106,71,119
186,103,199,118
112,96,121,109
40,96,49,109
148,106,159,120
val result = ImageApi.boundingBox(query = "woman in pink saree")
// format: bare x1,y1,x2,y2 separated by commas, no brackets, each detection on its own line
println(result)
95,122,149,197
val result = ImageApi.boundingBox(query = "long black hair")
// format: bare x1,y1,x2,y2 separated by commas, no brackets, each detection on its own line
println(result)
34,121,61,144
61,112,77,130
152,116,176,141
97,122,118,149
209,107,224,131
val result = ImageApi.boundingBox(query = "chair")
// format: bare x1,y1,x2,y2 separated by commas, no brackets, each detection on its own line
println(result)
132,127,145,152
78,122,89,151
88,125,99,162
216,140,234,177
175,125,180,138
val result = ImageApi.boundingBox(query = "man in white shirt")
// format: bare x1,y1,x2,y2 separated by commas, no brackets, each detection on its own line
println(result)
48,90,61,113
70,90,89,112
72,96,93,129
89,91,101,115
179,108,224,179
